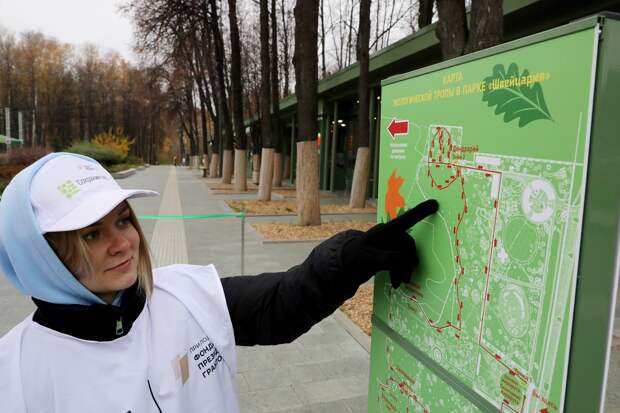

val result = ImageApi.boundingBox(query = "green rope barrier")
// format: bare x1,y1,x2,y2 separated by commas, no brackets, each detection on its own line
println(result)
136,211,247,274
137,212,246,220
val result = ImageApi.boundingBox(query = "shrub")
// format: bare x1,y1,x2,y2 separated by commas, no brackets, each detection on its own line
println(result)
66,141,125,166
125,154,144,165
92,129,134,157
0,164,26,180
6,147,49,165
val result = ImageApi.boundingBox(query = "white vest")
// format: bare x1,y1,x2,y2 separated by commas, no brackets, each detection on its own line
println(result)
0,264,239,413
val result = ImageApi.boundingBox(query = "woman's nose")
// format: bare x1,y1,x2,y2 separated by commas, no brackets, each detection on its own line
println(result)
108,229,131,255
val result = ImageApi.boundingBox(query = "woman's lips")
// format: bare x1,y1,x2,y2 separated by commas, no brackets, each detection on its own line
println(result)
107,257,132,272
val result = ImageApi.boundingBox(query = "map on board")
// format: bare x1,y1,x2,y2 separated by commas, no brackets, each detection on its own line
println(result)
369,27,598,413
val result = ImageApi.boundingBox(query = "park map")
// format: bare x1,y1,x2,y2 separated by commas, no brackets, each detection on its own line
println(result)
369,27,598,413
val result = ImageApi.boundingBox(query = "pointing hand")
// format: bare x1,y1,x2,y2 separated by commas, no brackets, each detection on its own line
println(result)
341,200,439,289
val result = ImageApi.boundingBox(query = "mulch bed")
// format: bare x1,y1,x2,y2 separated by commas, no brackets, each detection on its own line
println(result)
340,284,374,336
227,199,376,216
251,220,375,241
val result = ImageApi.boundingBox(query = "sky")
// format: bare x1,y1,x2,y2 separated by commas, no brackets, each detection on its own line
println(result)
0,0,136,62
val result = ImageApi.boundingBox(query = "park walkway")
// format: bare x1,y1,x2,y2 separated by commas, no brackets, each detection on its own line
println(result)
121,165,372,413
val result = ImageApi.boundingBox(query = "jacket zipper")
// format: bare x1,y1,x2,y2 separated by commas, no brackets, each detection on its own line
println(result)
116,317,124,336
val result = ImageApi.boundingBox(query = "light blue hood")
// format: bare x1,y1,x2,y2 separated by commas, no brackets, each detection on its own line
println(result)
0,152,107,305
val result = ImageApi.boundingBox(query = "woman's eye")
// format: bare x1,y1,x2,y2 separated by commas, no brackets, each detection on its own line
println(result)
118,217,132,227
83,230,99,241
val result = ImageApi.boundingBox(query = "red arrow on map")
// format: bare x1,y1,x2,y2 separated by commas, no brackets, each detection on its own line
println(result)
387,118,409,139
540,409,549,413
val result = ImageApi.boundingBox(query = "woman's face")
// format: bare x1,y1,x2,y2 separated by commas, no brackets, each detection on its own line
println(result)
77,202,140,304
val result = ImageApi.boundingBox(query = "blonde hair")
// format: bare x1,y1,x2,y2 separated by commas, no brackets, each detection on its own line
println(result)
44,203,154,298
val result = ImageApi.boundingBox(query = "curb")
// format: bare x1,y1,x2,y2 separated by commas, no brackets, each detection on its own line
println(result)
112,168,136,179
333,309,371,354
262,238,325,244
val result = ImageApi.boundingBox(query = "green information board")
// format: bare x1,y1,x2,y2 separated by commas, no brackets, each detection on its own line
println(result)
369,19,614,413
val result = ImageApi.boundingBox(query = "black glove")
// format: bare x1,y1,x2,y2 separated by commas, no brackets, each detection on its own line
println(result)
341,199,439,289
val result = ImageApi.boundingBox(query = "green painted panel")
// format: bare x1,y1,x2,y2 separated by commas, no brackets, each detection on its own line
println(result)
371,27,600,413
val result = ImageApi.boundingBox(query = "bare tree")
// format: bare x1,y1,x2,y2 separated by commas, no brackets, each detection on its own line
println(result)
293,0,321,225
207,0,235,183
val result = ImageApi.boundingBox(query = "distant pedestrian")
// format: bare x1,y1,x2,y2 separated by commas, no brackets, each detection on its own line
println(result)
0,152,438,412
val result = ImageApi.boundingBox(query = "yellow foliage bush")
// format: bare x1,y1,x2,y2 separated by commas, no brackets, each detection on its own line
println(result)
92,129,134,157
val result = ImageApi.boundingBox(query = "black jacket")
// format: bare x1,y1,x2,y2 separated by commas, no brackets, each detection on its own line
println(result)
32,231,365,343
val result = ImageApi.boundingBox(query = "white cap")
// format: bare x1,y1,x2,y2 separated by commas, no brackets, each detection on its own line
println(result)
30,155,159,233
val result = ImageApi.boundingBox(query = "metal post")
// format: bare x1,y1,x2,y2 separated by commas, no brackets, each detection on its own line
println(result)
240,214,245,276
330,101,338,191
18,112,23,144
5,107,10,154
322,108,331,190
372,94,382,199
290,115,295,184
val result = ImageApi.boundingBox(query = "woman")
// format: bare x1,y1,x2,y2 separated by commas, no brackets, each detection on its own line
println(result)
0,152,438,412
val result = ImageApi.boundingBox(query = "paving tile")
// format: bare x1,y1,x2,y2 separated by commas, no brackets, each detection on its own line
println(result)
236,346,281,372
274,399,353,413
292,375,368,405
343,395,368,413
243,363,326,392
241,385,304,412
319,356,370,380
235,372,250,394
274,343,344,367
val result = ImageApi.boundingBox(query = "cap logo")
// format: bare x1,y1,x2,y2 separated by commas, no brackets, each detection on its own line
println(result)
58,180,80,198
78,164,97,171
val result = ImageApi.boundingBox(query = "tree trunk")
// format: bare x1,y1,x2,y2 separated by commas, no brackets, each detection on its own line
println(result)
293,0,320,225
202,154,209,176
349,0,371,208
258,147,274,200
280,0,291,96
234,149,247,191
283,155,291,180
296,141,320,224
252,153,260,184
435,0,503,60
222,149,234,183
270,0,282,189
209,153,220,177
465,0,503,54
272,151,283,187
350,147,370,207
419,0,434,28
320,0,326,78
228,0,248,192
258,0,274,200
436,0,467,59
